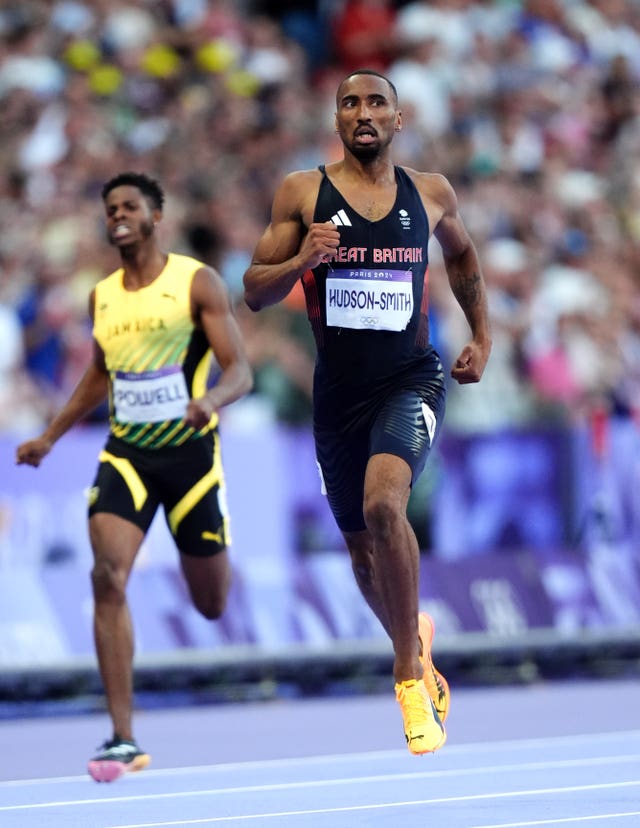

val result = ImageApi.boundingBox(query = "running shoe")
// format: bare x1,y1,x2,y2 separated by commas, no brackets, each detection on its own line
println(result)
88,737,151,783
418,611,451,723
395,678,447,755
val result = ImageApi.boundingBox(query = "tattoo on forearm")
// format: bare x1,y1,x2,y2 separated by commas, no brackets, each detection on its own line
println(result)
452,271,482,309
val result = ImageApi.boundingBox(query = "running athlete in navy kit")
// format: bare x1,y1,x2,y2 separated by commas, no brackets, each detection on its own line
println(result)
243,70,492,755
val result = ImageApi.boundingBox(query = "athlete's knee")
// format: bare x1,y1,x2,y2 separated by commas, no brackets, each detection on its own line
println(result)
91,558,127,605
363,493,400,534
192,589,228,620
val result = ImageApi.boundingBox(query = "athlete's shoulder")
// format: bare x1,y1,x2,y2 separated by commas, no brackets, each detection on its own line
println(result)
399,167,457,210
278,166,324,196
272,167,324,222
97,267,123,289
284,165,325,182
400,167,451,191
166,251,207,273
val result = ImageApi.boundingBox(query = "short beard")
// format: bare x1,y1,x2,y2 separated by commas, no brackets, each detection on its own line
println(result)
351,143,380,162
140,218,154,238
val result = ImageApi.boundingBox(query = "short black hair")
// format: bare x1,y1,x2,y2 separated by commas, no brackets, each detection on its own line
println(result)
337,69,398,106
101,172,165,211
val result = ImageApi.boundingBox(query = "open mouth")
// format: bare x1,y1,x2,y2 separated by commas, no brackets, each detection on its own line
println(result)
112,224,132,239
354,126,377,143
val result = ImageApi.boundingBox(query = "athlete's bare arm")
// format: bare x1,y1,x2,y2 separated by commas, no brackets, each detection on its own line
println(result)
16,291,110,466
416,172,492,384
243,170,340,311
187,267,253,429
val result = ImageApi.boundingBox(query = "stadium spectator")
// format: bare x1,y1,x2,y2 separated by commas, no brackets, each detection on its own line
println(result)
1,0,640,435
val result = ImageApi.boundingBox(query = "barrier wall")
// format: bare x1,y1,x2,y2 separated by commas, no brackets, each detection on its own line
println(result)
1,416,640,669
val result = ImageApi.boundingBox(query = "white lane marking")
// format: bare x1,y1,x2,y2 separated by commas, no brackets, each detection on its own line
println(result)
100,783,640,827
2,753,640,811
471,813,640,827
3,729,639,788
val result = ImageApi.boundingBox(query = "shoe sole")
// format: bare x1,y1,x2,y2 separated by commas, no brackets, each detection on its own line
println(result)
408,732,447,755
418,612,451,723
88,753,151,783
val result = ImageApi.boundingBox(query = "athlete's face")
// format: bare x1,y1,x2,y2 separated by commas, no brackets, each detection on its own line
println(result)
104,185,159,248
335,74,401,161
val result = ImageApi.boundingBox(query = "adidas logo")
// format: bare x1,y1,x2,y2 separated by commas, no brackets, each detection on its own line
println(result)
331,209,352,226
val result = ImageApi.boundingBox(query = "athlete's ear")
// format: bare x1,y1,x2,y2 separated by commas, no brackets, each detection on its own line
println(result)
152,207,162,225
395,110,402,132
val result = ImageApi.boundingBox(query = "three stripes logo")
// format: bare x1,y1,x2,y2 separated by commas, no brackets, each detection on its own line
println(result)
330,209,352,226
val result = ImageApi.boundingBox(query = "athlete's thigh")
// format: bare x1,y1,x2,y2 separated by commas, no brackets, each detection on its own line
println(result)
88,443,160,535
89,512,146,578
159,430,230,557
363,453,413,510
314,423,370,533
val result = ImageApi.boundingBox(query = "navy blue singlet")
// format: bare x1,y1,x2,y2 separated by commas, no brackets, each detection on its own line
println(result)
303,165,443,429
304,166,446,531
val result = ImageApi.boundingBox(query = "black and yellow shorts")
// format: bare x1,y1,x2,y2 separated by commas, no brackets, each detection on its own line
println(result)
87,430,229,556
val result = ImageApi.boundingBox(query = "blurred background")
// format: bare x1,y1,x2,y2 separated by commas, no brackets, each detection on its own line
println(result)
1,0,640,714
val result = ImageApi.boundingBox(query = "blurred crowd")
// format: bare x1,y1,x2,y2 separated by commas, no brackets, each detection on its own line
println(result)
2,0,640,436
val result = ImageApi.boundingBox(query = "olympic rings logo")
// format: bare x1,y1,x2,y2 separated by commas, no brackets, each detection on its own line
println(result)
360,317,379,326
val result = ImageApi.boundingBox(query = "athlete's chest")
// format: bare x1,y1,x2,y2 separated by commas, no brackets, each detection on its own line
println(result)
335,183,397,222
94,274,194,360
316,176,426,241
100,288,189,332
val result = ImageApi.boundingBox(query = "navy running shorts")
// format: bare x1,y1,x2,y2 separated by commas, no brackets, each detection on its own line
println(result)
314,384,446,533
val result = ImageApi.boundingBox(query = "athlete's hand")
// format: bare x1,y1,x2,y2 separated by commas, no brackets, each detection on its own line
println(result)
299,222,340,269
184,397,216,430
16,437,53,468
450,340,491,385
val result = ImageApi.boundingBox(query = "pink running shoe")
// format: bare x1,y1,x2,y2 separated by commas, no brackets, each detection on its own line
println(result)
88,737,151,783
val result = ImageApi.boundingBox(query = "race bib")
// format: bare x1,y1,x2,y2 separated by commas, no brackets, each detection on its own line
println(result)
326,269,413,331
113,366,189,424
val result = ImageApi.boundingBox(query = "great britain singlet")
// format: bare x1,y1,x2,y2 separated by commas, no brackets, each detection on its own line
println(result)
93,253,216,449
303,165,442,427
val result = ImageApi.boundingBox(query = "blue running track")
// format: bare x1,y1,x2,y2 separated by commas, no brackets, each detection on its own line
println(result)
1,678,638,827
